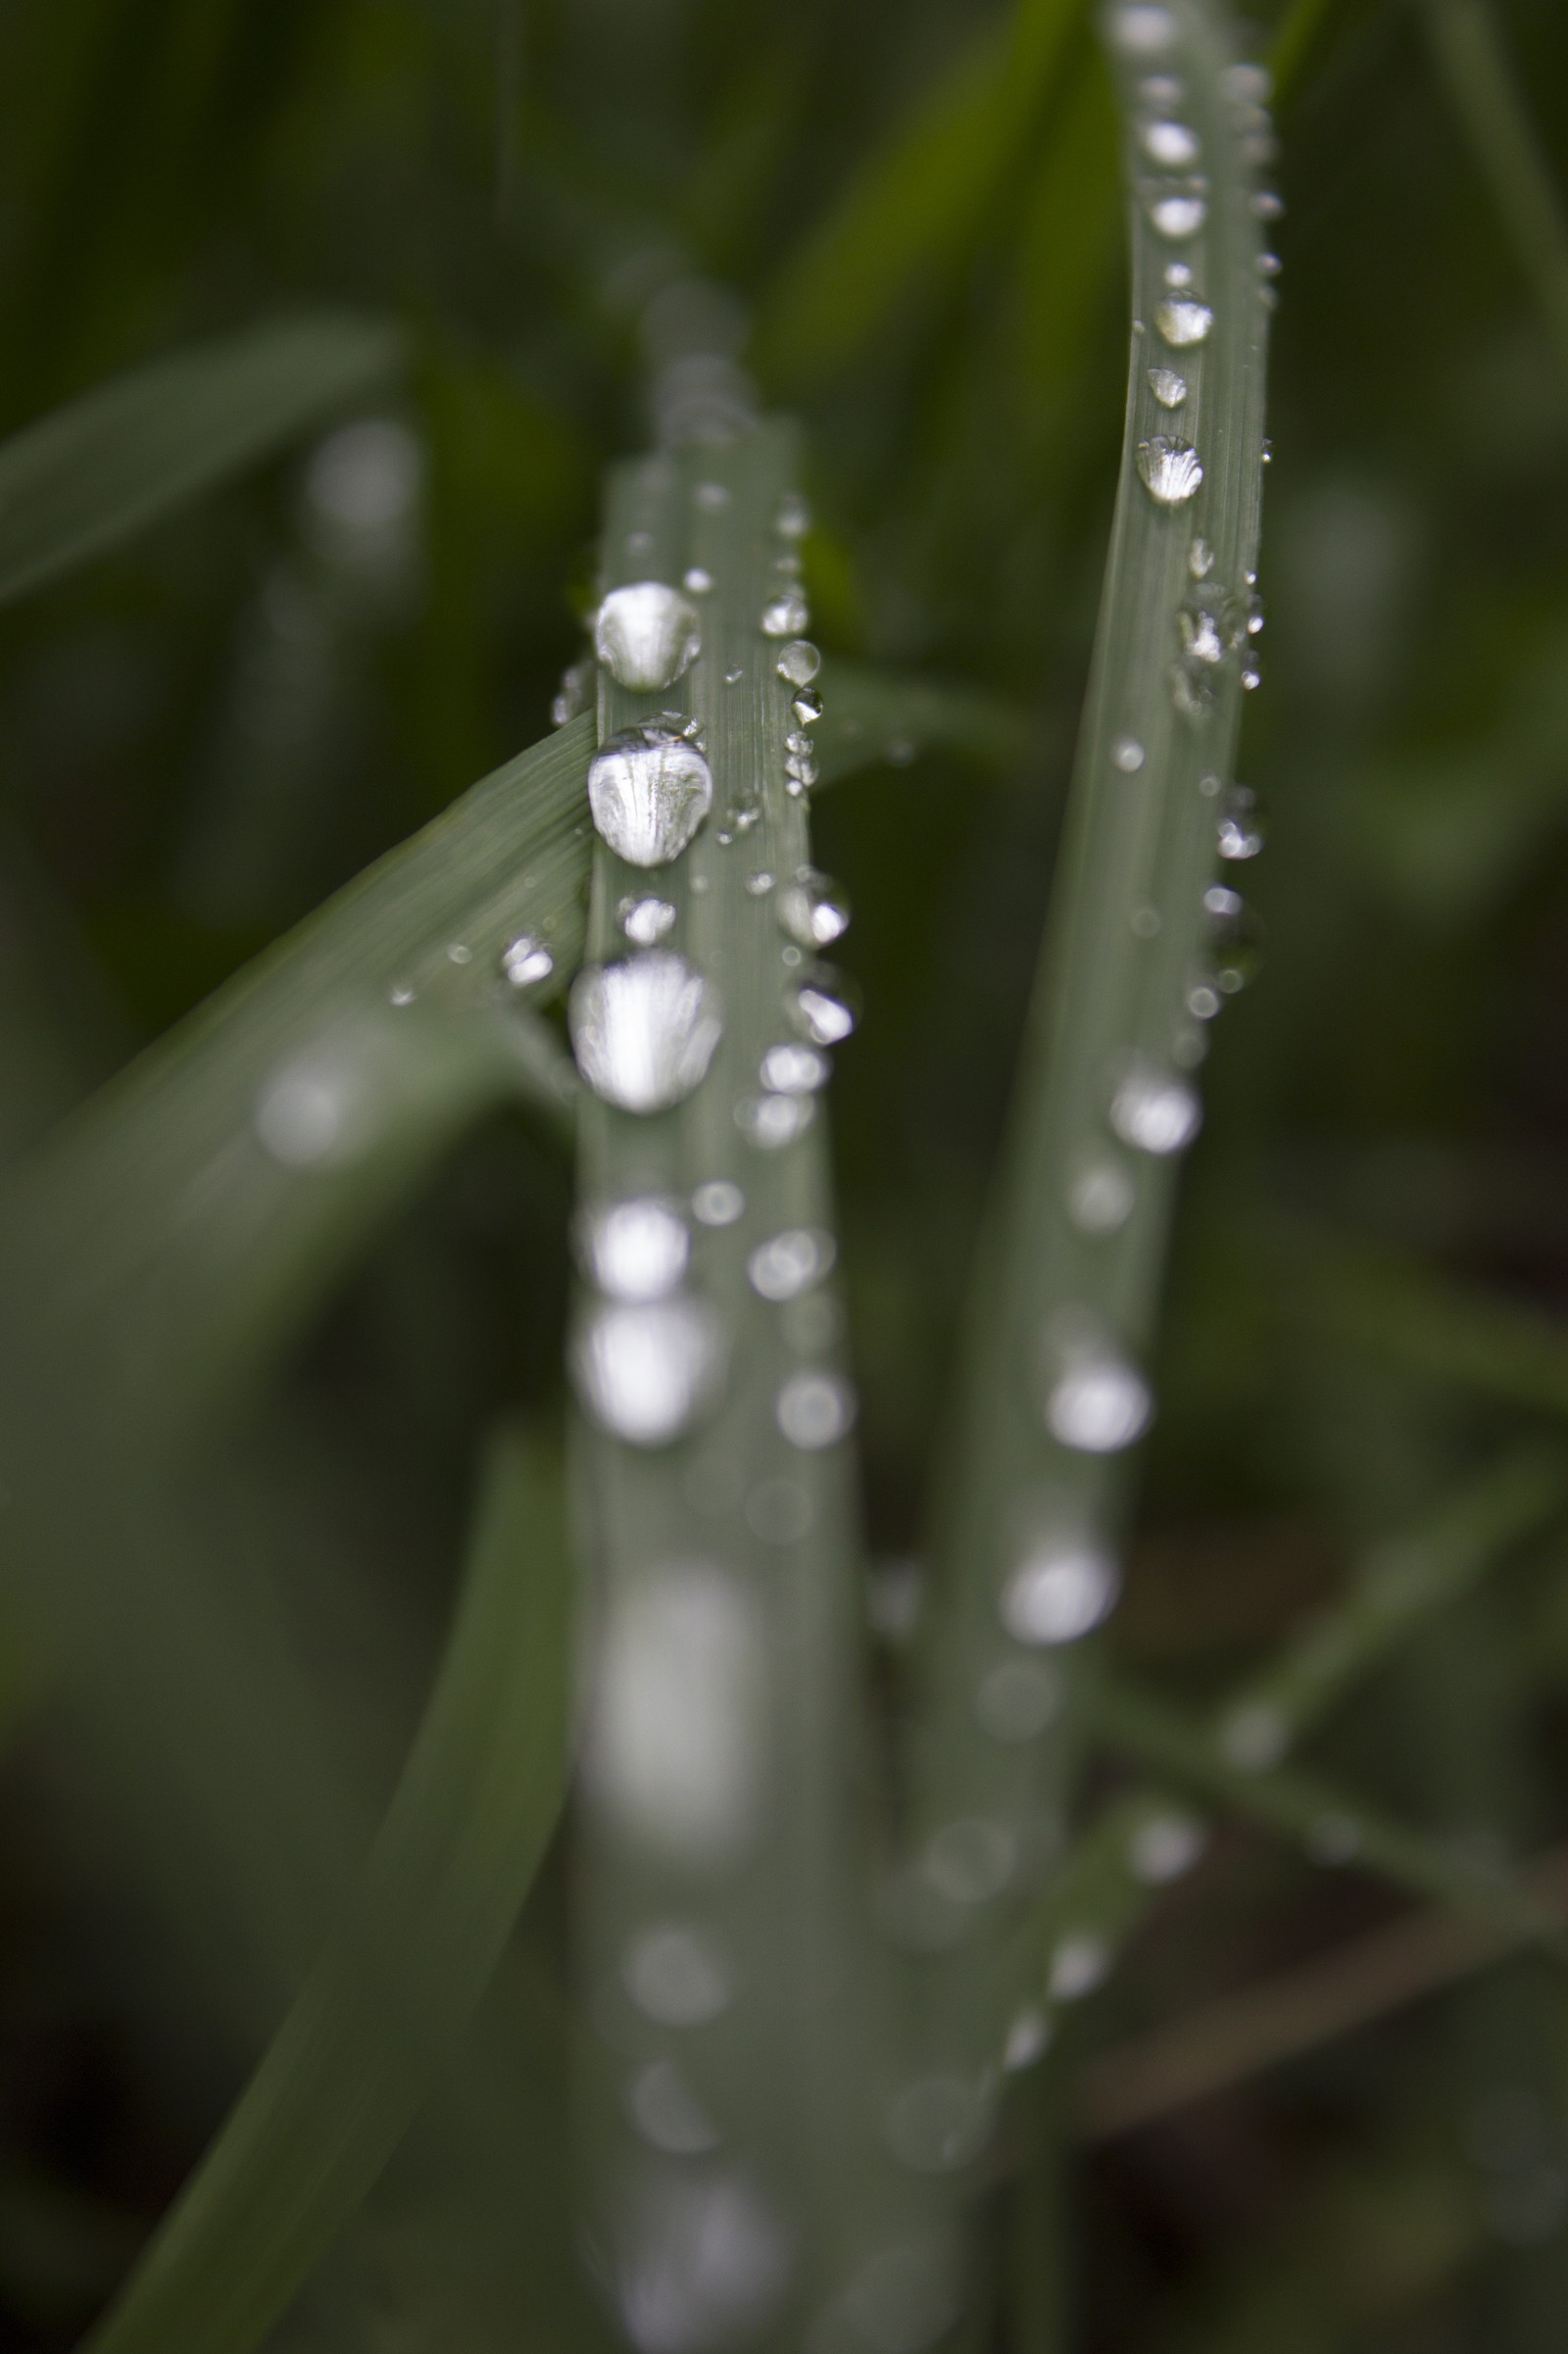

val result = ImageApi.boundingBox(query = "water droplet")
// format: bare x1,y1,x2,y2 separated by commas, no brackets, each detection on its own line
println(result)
1148,366,1188,408
579,1197,690,1301
925,1818,1016,1904
1108,3,1176,52
1110,1063,1200,1153
792,686,824,724
723,664,744,685
885,2075,994,2174
736,1092,816,1151
1188,982,1221,1021
776,492,810,539
255,1063,360,1167
1137,437,1203,506
1226,61,1273,102
1130,906,1161,939
776,868,850,949
1004,2006,1053,2072
1204,882,1264,992
1258,250,1282,278
777,1369,856,1449
1155,296,1213,348
615,2173,789,2354
447,942,472,964
1142,119,1200,167
624,1922,732,2027
627,2060,722,2156
1188,536,1215,579
1048,1934,1109,2001
1253,188,1284,220
502,932,555,987
694,480,730,510
594,582,703,693
1129,1812,1207,1884
784,969,857,1047
1150,194,1206,239
1044,1349,1152,1452
1003,1540,1120,1641
1067,1158,1135,1233
760,589,809,637
1179,605,1228,665
977,1656,1062,1741
588,1562,760,1862
572,1297,725,1447
759,1042,829,1095
621,895,678,946
775,639,820,687
744,869,773,897
748,1228,834,1301
692,1179,745,1226
589,724,713,868
553,656,594,727
1220,1700,1288,1770
1112,735,1146,772
1164,260,1194,288
570,954,723,1113
683,565,712,594
388,982,415,1007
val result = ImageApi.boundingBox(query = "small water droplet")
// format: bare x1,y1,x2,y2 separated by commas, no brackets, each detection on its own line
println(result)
594,582,702,693
502,933,555,987
1150,193,1206,239
1216,786,1263,860
777,1369,856,1449
1068,1158,1136,1233
724,664,744,685
759,1042,829,1095
775,639,821,687
620,895,678,946
1002,1540,1120,1641
784,753,818,789
1189,537,1215,579
977,1655,1062,1741
255,1063,359,1167
760,589,809,637
572,1296,725,1447
1226,61,1273,102
447,942,471,965
694,480,730,510
748,1228,834,1301
1137,436,1203,506
1004,2006,1053,2072
1044,1349,1152,1452
1049,1934,1109,2001
744,869,774,897
784,968,857,1047
1110,1063,1200,1153
1155,297,1213,348
1129,1812,1206,1884
776,492,810,538
735,1092,816,1151
1188,982,1222,1020
1258,250,1282,278
1204,882,1264,992
623,1921,732,2027
926,1818,1015,1906
1164,259,1194,288
776,868,851,949
692,1179,745,1226
683,565,712,594
1142,119,1200,168
1111,735,1146,773
589,724,713,868
552,656,594,727
1220,1700,1288,1770
1253,188,1284,220
578,1197,690,1301
569,953,723,1113
388,982,415,1007
1180,606,1227,666
885,2075,994,2174
627,2059,722,2156
792,686,824,725
1148,366,1188,408
1108,3,1177,53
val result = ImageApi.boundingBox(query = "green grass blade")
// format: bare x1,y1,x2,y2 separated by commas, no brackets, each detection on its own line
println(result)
812,660,1031,785
0,314,403,607
755,0,1083,390
907,0,1273,2073
78,1423,572,2354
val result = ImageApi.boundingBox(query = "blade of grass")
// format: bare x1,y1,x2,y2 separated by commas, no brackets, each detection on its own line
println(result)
906,0,1274,2079
78,1423,572,2354
812,659,1031,785
0,314,403,607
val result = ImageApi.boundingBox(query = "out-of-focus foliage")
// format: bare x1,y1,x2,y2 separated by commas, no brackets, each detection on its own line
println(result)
2,0,1568,2349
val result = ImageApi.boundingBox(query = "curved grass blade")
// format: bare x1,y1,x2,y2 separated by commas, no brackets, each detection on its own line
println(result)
0,314,403,608
812,660,1030,785
906,0,1273,2078
78,1423,572,2354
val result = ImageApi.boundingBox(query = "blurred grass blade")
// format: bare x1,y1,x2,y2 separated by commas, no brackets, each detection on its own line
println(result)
0,314,404,607
813,659,1030,784
1092,1671,1567,1948
80,1424,571,2354
1,717,591,1439
1421,0,1568,396
756,0,1082,388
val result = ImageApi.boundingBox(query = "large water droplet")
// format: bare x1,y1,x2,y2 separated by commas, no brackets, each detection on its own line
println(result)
589,725,713,868
1002,1541,1120,1642
588,1563,761,1862
884,2075,994,2175
570,953,722,1113
792,685,824,725
1044,1349,1152,1452
627,2060,722,2157
1137,437,1203,506
1155,297,1213,348
1109,1063,1201,1153
1142,119,1200,167
623,1921,732,2027
595,582,702,692
760,590,809,638
784,968,857,1047
1150,194,1207,239
579,1197,690,1301
776,868,851,950
572,1297,725,1447
621,894,678,945
759,1042,829,1095
777,1369,857,1449
775,639,820,688
748,1228,834,1301
1148,367,1188,408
